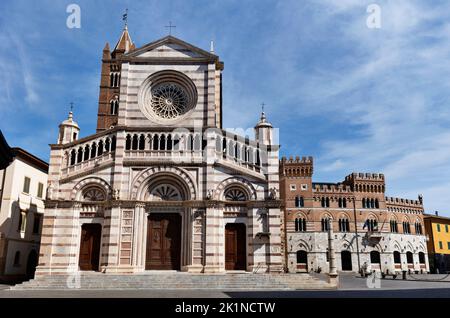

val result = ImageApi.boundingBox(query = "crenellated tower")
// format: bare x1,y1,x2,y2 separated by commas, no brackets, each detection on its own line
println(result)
279,156,314,207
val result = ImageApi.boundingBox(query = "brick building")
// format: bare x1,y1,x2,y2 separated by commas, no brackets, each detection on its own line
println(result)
280,156,429,274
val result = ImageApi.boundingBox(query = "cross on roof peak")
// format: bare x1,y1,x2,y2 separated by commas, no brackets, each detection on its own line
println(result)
165,21,176,35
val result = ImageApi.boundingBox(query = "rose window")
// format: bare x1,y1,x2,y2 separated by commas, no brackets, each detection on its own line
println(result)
138,71,198,122
150,83,189,119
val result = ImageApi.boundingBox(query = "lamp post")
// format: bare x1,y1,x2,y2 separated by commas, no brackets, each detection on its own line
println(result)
327,217,338,286
352,197,361,273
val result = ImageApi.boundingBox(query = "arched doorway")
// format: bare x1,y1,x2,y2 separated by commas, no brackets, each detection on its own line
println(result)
79,223,102,271
145,183,184,271
146,213,181,270
296,250,308,272
26,250,38,279
225,223,246,270
341,250,352,271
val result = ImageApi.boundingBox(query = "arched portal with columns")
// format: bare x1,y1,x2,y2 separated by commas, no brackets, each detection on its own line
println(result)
122,169,202,272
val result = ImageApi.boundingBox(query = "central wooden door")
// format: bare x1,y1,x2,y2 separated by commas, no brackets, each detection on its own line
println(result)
146,213,181,270
225,223,246,270
78,224,101,271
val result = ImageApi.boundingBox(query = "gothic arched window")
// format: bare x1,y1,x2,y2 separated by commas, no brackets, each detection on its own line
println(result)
295,218,307,232
321,218,330,232
110,100,119,115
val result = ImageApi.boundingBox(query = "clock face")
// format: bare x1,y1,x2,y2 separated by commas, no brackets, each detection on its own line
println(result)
138,71,198,123
150,82,189,119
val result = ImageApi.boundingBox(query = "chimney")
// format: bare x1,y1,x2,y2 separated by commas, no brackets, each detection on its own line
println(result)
435,211,439,216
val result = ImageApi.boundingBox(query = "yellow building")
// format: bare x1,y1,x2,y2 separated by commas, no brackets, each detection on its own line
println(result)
424,214,450,273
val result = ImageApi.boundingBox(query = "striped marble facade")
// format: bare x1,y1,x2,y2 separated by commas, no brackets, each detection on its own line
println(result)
36,35,282,276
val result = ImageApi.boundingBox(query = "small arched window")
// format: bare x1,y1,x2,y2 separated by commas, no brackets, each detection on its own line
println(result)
255,149,261,166
70,149,76,166
406,251,414,264
153,134,159,150
321,218,330,232
222,138,227,157
390,220,398,233
295,218,307,232
83,145,90,161
105,139,111,152
339,218,350,232
418,252,425,264
97,140,104,156
342,198,347,208
415,222,423,235
364,219,378,232
393,251,401,264
138,135,145,150
321,197,330,208
370,251,380,264
110,100,119,115
403,222,411,234
125,135,131,150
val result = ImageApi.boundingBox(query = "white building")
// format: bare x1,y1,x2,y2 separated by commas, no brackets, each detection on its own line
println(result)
0,147,48,281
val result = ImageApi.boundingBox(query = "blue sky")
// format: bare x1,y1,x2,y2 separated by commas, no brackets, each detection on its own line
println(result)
1,0,450,215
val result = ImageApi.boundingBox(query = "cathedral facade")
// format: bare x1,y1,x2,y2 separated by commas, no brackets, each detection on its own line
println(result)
37,28,282,276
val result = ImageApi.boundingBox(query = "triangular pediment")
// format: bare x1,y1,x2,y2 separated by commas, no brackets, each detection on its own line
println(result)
126,35,218,60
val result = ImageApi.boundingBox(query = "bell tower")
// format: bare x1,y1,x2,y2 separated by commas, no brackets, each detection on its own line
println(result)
96,25,135,132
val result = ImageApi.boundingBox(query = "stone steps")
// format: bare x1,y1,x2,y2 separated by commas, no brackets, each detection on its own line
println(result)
11,273,333,290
